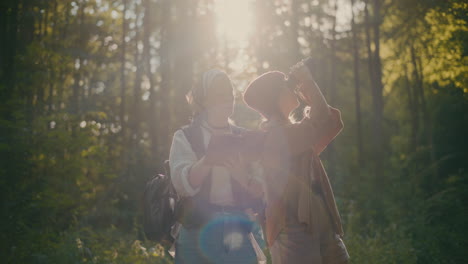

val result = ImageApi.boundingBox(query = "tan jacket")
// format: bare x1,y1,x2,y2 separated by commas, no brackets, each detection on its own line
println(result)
261,107,344,247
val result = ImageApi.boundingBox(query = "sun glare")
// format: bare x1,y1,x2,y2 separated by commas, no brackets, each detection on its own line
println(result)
214,0,253,44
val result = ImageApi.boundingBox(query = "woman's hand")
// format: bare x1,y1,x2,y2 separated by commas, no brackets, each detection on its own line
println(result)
290,60,314,83
187,156,213,189
222,155,264,197
289,61,317,103
222,154,250,184
289,58,330,120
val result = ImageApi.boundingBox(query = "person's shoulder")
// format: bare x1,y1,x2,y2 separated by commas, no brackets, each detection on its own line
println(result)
172,127,189,141
176,122,196,134
179,124,190,131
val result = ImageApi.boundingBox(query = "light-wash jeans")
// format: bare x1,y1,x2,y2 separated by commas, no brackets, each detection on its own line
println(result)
174,212,259,264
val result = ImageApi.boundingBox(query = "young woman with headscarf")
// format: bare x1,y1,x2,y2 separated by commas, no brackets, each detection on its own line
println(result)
169,69,265,264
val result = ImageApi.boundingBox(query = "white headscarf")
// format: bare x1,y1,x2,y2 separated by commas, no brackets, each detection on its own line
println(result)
188,69,228,120
201,69,226,97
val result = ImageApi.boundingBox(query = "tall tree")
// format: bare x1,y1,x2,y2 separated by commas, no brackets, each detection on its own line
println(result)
120,0,128,146
326,0,339,176
289,0,302,64
350,0,363,166
404,64,418,152
371,0,384,175
171,0,194,131
144,0,159,162
131,1,143,154
364,0,384,185
158,0,172,156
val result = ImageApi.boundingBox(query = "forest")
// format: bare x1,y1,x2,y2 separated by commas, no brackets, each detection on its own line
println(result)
0,0,467,263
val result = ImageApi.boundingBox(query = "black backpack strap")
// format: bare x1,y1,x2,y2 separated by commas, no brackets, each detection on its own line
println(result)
181,125,205,159
180,123,212,203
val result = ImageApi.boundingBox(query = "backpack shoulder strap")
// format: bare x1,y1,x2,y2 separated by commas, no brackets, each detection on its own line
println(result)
179,123,212,204
181,124,205,160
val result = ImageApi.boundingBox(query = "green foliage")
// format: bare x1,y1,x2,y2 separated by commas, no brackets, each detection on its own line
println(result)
1,0,466,263
346,225,417,264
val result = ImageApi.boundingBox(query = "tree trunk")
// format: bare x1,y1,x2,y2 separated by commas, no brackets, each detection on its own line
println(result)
290,0,301,64
364,1,375,94
172,0,193,132
372,0,384,165
364,0,386,219
365,0,384,179
1,1,19,104
326,0,339,176
47,1,59,114
57,1,71,110
143,0,159,163
0,3,5,74
412,45,437,177
71,2,86,117
409,44,422,146
70,3,84,116
131,2,143,165
158,0,172,157
350,0,364,166
404,64,418,152
120,0,128,141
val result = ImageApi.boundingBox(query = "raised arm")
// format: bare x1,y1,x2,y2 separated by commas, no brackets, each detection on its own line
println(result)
293,63,344,155
291,62,331,122
263,64,344,159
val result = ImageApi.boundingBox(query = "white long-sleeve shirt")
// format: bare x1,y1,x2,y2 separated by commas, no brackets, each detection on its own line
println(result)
168,121,264,206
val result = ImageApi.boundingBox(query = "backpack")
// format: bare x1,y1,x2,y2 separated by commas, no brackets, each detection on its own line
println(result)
142,127,200,243
142,160,179,243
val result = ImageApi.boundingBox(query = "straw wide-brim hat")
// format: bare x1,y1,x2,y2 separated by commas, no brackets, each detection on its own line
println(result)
243,71,287,118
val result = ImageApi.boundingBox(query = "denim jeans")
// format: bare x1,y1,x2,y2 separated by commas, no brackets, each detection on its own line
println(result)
174,212,258,264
